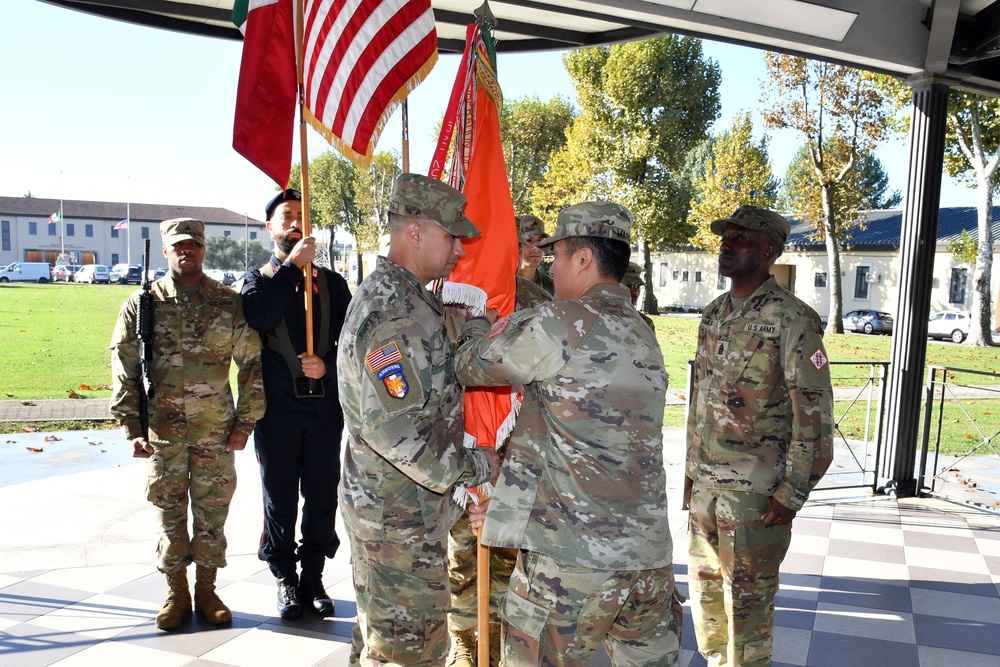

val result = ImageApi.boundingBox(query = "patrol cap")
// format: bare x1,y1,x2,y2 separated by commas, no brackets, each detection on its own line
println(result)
517,214,549,244
537,201,632,247
388,173,480,239
710,205,790,249
622,262,645,287
160,218,205,246
265,188,302,221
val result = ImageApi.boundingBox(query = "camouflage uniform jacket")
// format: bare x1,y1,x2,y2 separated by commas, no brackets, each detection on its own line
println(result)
515,274,551,310
110,275,265,444
337,256,492,545
455,282,672,571
686,275,834,511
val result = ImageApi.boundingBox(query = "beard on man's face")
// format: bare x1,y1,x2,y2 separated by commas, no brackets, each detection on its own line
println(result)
274,229,301,255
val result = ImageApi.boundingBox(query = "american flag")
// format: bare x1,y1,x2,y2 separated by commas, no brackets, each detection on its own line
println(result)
365,340,402,372
302,0,438,166
113,218,129,231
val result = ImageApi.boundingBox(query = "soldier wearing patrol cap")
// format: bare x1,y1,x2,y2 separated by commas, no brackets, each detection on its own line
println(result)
622,261,656,331
337,173,499,666
455,201,681,666
515,213,554,296
685,205,833,667
110,218,265,631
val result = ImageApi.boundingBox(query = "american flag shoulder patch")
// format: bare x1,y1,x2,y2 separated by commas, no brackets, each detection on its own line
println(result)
366,341,403,373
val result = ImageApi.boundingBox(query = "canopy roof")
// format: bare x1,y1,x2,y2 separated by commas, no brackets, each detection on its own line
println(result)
39,0,1000,97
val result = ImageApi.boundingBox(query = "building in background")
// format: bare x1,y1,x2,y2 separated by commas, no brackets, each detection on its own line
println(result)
0,196,268,270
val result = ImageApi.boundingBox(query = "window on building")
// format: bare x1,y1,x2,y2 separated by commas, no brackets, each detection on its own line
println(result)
250,231,258,241
48,222,57,236
717,271,728,291
111,253,119,265
66,223,75,237
29,221,37,235
658,262,668,287
141,227,150,239
672,270,680,281
224,230,231,237
85,224,94,237
854,266,870,299
949,267,968,304
815,271,828,289
681,270,690,282
111,227,119,238
694,270,703,283
1,221,9,251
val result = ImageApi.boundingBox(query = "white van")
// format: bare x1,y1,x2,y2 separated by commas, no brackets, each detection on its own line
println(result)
0,262,51,283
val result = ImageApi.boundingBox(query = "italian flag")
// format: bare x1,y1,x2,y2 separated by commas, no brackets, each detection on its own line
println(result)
48,211,61,223
232,0,297,189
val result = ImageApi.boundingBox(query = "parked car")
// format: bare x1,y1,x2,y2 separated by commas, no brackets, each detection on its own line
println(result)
51,265,82,282
75,264,111,284
928,310,972,343
205,269,237,286
110,263,144,284
842,309,893,335
0,262,52,283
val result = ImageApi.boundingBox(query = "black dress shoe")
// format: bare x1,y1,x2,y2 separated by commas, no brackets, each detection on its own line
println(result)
300,571,335,616
276,576,303,620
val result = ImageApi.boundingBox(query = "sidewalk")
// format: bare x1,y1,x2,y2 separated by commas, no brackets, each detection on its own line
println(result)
0,399,112,422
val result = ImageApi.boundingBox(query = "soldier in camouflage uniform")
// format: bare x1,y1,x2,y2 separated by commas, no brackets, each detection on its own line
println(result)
455,201,681,667
515,214,554,296
337,173,499,667
685,206,833,667
622,262,656,331
110,218,265,631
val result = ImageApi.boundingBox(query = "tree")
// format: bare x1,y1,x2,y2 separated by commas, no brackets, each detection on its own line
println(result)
499,95,575,214
762,54,894,333
777,141,902,255
205,234,269,271
948,229,979,267
290,149,401,284
689,112,779,252
943,92,998,346
539,36,721,314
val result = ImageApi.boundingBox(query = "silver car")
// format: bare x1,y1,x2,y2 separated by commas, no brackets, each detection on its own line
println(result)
927,311,971,343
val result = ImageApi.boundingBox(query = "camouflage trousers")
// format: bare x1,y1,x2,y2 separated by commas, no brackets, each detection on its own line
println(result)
688,489,792,667
147,439,236,573
448,511,518,631
501,550,682,667
348,536,450,667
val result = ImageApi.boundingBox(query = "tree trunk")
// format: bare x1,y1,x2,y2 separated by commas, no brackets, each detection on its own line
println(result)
641,238,659,315
355,249,365,286
964,175,995,346
822,183,845,334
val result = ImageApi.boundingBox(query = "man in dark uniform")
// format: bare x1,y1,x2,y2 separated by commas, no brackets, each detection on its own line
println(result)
240,189,353,619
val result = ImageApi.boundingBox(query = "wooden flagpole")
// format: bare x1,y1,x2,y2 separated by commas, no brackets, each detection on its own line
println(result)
293,0,315,357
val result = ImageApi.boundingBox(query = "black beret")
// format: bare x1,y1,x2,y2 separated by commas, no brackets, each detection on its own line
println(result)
265,188,302,221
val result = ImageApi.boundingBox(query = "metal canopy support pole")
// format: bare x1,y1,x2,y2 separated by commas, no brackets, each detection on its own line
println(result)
882,77,951,497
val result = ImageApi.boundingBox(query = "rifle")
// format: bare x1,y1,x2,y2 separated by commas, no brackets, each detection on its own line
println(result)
137,239,155,443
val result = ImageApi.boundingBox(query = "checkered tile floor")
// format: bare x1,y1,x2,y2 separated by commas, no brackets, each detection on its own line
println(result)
1,429,998,666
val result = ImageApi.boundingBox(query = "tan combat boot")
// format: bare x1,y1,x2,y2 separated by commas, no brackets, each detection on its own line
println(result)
488,623,502,667
194,565,232,624
155,569,192,630
446,627,477,667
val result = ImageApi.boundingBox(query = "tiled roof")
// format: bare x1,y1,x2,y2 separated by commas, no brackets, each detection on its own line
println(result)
785,206,1000,250
0,196,263,225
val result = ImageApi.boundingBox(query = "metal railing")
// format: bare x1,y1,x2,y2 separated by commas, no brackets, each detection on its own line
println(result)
917,365,1000,508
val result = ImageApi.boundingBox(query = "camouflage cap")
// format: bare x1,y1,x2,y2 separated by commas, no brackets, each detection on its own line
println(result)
517,214,549,244
160,218,205,246
710,205,789,249
622,262,645,287
388,173,480,239
537,201,632,247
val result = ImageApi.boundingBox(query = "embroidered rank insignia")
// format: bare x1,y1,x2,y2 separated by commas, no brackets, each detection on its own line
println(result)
378,363,408,398
366,341,403,373
488,317,509,339
810,349,828,370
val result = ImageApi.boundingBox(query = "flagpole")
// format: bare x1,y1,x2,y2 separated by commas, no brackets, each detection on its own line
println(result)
126,177,132,266
59,172,65,261
294,0,315,360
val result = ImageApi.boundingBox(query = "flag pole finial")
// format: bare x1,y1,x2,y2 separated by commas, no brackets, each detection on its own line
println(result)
473,0,497,28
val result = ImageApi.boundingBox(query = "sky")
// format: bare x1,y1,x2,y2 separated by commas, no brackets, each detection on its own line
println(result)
1,0,979,234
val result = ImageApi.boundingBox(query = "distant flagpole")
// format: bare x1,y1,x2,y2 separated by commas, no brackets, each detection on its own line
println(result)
59,171,65,261
126,177,131,265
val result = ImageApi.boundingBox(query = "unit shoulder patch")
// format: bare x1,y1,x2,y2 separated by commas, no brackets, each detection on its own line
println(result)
810,348,828,370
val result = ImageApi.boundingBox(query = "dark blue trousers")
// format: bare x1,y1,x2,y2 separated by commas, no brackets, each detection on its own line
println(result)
255,407,342,579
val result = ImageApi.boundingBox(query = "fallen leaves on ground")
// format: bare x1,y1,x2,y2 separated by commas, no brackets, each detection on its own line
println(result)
43,435,61,442
79,384,93,391
21,400,36,406
25,447,43,453
66,389,83,399
21,426,38,433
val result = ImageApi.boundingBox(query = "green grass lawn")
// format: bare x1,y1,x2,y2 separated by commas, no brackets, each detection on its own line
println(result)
0,283,996,456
